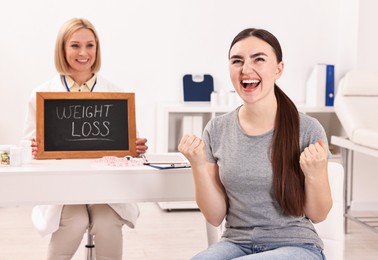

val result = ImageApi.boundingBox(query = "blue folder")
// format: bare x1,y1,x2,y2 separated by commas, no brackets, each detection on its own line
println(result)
325,65,335,106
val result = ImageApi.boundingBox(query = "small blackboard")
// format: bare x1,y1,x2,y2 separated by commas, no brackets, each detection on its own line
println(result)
36,92,136,159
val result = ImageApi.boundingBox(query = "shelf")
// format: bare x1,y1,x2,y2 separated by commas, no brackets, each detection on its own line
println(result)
159,102,232,112
296,105,335,113
159,102,335,114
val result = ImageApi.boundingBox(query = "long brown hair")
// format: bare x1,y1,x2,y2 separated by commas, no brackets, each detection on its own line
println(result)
229,28,305,216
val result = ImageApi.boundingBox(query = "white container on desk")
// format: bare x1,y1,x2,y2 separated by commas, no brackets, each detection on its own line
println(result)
10,147,23,167
19,140,33,164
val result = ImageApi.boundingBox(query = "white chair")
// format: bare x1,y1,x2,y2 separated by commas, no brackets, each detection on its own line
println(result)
313,162,345,260
206,162,345,260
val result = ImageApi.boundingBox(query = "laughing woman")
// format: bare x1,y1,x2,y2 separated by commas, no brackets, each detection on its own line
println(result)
178,28,332,260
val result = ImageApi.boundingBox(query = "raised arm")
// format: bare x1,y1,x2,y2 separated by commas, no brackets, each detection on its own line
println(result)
300,139,332,223
178,134,227,226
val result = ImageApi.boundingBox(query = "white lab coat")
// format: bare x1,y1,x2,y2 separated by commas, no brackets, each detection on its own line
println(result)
23,74,139,236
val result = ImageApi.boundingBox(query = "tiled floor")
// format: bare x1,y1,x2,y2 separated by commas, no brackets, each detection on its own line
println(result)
0,203,377,259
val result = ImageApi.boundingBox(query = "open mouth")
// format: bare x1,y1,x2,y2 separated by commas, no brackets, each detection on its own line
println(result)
242,79,260,89
77,59,89,64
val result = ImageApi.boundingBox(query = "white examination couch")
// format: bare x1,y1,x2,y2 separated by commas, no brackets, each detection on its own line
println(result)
331,70,378,234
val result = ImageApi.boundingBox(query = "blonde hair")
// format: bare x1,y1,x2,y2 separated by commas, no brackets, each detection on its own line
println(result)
54,18,101,75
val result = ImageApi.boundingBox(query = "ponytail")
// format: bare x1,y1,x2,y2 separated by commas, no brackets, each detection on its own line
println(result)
271,85,305,216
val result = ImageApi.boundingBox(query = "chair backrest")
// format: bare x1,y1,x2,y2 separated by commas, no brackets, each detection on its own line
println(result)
334,70,378,149
313,162,345,260
207,162,345,260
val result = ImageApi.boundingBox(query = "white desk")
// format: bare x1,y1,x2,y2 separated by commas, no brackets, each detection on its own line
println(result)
0,159,194,207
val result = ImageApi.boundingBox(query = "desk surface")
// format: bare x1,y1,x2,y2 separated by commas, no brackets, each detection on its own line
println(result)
0,159,194,207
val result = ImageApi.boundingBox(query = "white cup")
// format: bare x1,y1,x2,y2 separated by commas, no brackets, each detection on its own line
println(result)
217,89,227,105
227,90,237,106
19,140,32,164
10,147,23,167
210,91,217,106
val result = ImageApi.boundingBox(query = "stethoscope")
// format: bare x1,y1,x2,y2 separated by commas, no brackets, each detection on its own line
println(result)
63,75,97,92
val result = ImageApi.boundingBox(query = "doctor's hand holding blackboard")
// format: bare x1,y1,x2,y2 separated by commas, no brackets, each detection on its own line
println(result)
23,18,147,260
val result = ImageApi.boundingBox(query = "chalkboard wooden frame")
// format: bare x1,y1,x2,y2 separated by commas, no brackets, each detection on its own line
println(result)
36,92,137,159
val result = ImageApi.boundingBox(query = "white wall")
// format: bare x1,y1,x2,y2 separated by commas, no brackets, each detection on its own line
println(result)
0,0,356,152
350,0,378,210
357,0,378,69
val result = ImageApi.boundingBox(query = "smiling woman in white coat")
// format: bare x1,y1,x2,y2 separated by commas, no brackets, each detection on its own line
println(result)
23,18,148,260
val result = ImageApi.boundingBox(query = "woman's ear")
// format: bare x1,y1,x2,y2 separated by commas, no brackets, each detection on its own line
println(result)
275,61,284,80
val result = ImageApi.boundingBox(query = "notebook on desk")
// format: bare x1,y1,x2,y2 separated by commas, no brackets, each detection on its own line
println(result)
142,153,191,169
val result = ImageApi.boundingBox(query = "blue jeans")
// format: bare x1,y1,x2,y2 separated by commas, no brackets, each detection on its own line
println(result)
191,241,326,260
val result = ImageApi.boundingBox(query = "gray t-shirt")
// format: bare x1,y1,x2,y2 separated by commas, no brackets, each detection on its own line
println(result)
203,106,329,248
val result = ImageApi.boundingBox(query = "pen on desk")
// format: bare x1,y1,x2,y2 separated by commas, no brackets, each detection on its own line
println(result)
142,154,148,164
170,163,191,168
